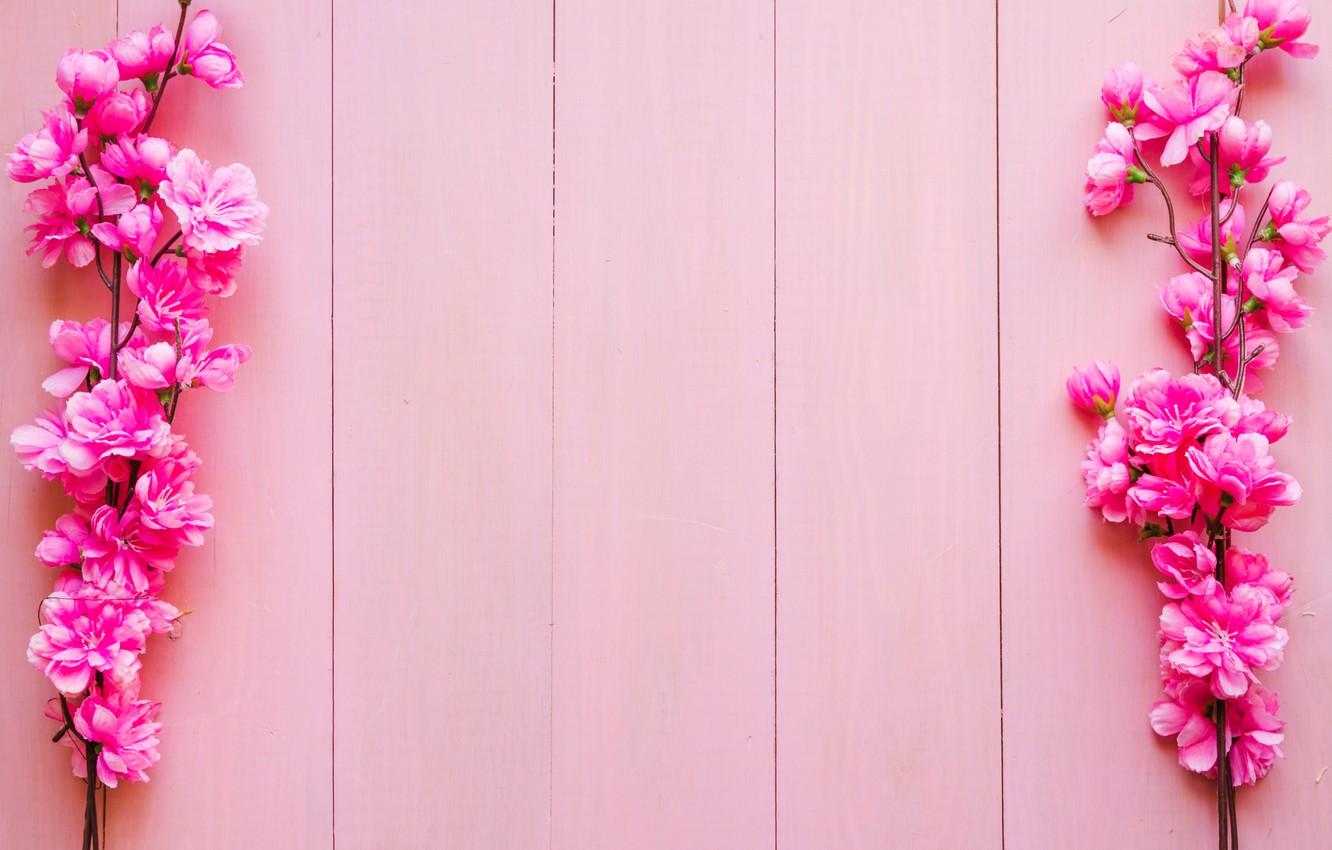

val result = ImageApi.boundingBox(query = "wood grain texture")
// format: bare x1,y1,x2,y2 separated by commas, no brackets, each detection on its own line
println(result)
1000,1,1332,847
550,2,775,847
331,1,554,847
775,1,1002,847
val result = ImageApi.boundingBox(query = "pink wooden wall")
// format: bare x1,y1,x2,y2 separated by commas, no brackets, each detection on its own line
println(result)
0,1,1329,847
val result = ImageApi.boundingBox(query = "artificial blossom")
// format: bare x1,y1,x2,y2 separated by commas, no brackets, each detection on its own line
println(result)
7,4,263,847
1072,2,1319,847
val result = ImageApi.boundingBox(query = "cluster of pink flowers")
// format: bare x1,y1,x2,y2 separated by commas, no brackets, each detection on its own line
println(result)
6,2,261,828
1073,2,1316,841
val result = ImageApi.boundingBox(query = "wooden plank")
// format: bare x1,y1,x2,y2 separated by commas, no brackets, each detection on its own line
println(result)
331,0,553,847
1000,1,1332,845
774,1,1002,847
550,2,775,847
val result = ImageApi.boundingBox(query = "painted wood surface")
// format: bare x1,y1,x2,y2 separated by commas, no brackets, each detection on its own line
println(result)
1,1,1331,848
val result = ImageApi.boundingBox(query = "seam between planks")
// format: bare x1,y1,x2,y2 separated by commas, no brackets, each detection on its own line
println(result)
548,2,557,847
771,0,780,847
329,0,337,845
994,0,1006,846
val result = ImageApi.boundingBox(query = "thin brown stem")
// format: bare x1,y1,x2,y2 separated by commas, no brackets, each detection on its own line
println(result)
1210,133,1225,384
1134,141,1214,276
142,3,190,134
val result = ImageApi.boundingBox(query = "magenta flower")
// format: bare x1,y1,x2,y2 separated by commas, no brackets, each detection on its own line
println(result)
35,513,92,568
1152,532,1219,599
81,505,180,593
1159,271,1236,362
1186,432,1300,530
1066,360,1120,417
1150,675,1218,774
1227,684,1285,786
1187,118,1283,196
179,11,244,89
1136,71,1235,167
126,259,208,331
71,688,162,787
55,49,120,111
27,590,149,694
1101,63,1146,125
108,25,175,80
91,203,163,263
42,318,112,398
1121,369,1239,457
101,134,175,193
1081,419,1137,523
1178,203,1247,266
1227,547,1294,620
11,410,70,477
1175,15,1260,78
59,379,170,475
85,89,150,138
134,466,214,548
1235,395,1292,444
25,169,137,268
1162,586,1288,698
1265,180,1330,272
159,149,266,253
1242,248,1309,332
1244,0,1318,58
7,105,87,184
1129,474,1195,520
1084,123,1143,216
184,244,243,296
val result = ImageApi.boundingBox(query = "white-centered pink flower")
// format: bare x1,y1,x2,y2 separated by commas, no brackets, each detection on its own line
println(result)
1135,71,1236,167
7,105,87,183
159,149,267,253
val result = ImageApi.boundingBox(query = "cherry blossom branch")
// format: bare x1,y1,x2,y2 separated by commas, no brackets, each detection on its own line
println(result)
1135,142,1215,277
142,2,190,134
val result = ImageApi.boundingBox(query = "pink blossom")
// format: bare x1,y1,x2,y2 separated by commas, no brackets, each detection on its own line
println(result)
101,134,175,192
1265,180,1330,273
71,688,162,787
1101,63,1146,125
1066,360,1120,416
1235,395,1291,443
27,589,148,694
1227,684,1285,786
179,11,244,89
134,466,213,548
81,504,180,593
1178,203,1247,266
50,572,177,637
1152,532,1219,599
85,89,150,138
7,105,87,183
1081,419,1138,523
1227,548,1294,620
1084,123,1143,216
1245,0,1318,58
42,318,112,398
184,244,243,296
55,49,120,110
1186,432,1300,530
1159,272,1236,362
1121,369,1239,457
1150,675,1218,774
126,259,208,331
175,321,252,391
159,149,266,252
1161,586,1288,698
59,379,170,475
108,25,175,79
35,513,92,568
1135,71,1235,167
1187,118,1283,196
1128,474,1195,520
24,167,136,268
91,203,163,262
1175,15,1260,78
1242,247,1309,332
11,410,70,476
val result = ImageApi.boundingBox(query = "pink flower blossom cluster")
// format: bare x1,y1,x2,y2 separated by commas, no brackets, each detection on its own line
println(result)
1072,2,1317,833
7,2,260,818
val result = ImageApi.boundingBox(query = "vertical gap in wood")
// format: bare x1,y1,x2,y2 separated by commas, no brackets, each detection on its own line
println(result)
548,1,557,847
771,0,779,847
994,0,1006,847
329,0,337,846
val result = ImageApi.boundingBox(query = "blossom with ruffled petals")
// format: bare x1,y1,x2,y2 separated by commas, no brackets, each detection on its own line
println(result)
178,11,244,89
34,513,91,568
1081,419,1137,523
1242,247,1309,332
1175,15,1260,79
1187,118,1283,196
1084,123,1144,216
71,687,162,787
1153,532,1219,599
1235,395,1292,443
81,504,180,593
101,135,174,195
7,105,87,183
1128,474,1195,520
1227,547,1294,620
59,379,170,475
1244,0,1318,58
1150,674,1218,774
126,259,208,332
1161,585,1288,698
1179,203,1247,266
43,319,114,398
27,588,149,694
24,167,136,268
108,25,176,80
184,244,243,296
85,89,150,138
1186,432,1300,530
1264,180,1331,272
133,466,213,548
1135,71,1235,167
91,203,163,263
159,149,266,253
1228,684,1285,786
1121,369,1239,457
55,49,120,111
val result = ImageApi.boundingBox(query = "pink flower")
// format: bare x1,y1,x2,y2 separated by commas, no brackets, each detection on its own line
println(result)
1067,361,1120,416
179,11,245,89
91,203,163,262
71,688,162,787
1159,272,1236,362
35,513,92,567
1101,63,1146,125
1175,15,1260,78
1242,247,1309,332
59,379,170,475
50,572,177,637
108,25,176,79
55,49,120,111
1135,71,1235,167
159,149,266,253
1128,474,1195,520
85,89,150,138
1081,419,1138,523
81,504,180,593
134,466,213,548
1084,123,1143,216
1179,203,1247,266
11,410,70,476
1150,675,1218,774
1226,548,1294,620
43,318,113,398
27,588,149,694
1152,532,1219,599
1186,432,1300,530
126,259,208,332
1161,586,1288,698
184,245,243,296
101,134,175,193
1235,395,1292,443
1121,369,1239,457
175,321,252,392
7,105,87,183
24,167,136,268
1245,0,1318,58
1187,118,1283,196
1227,684,1285,786
1265,180,1330,273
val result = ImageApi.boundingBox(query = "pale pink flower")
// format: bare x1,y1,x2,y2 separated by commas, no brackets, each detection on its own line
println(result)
1159,272,1237,362
134,466,213,548
59,379,170,475
1121,369,1239,457
1081,419,1138,523
126,259,208,331
1227,684,1285,786
7,105,87,183
71,688,162,787
1235,395,1292,443
11,410,71,476
1161,586,1288,698
1179,203,1247,265
108,25,175,79
1152,532,1219,599
1227,548,1294,620
101,135,175,192
1150,675,1218,774
1175,15,1260,78
1186,432,1300,531
35,513,92,568
159,149,266,253
1187,118,1283,196
55,49,120,110
119,341,179,390
81,504,180,593
27,588,148,694
91,203,163,262
43,318,112,398
1084,123,1142,216
1265,180,1330,273
179,11,244,89
1101,63,1147,125
85,89,150,138
1066,360,1120,416
1136,71,1235,167
1242,247,1309,332
1128,474,1195,520
1245,0,1318,58
175,321,252,392
24,167,136,268
185,244,243,296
